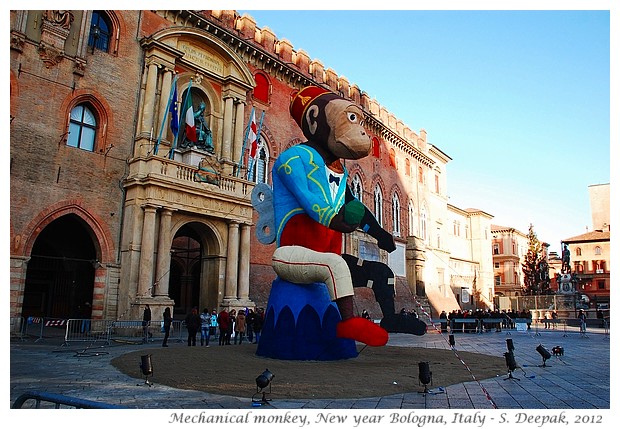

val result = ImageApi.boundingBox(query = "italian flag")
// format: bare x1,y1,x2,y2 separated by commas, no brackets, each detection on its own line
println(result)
248,109,258,159
183,89,197,143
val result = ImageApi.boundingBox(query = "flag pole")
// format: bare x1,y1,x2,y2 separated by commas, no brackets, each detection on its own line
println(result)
155,75,178,155
236,107,255,178
170,79,192,160
247,110,265,180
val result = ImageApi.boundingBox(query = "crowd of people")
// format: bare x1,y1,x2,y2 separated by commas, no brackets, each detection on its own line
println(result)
161,306,266,347
438,308,535,333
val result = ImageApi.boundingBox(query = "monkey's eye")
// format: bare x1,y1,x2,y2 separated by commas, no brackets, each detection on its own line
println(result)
347,112,358,123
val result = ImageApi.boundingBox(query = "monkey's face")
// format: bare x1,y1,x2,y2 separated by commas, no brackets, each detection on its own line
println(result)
324,99,371,160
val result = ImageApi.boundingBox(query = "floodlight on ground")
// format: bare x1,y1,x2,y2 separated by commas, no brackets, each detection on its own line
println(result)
503,350,520,381
536,344,552,367
252,369,274,404
506,338,514,351
449,334,455,347
418,361,432,394
138,354,153,387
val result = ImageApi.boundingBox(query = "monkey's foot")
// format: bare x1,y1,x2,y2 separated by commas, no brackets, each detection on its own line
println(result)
336,317,389,346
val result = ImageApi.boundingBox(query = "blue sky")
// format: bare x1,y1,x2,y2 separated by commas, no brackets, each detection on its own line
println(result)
239,8,612,254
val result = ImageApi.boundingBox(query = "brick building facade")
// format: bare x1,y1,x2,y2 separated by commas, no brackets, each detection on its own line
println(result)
10,10,494,323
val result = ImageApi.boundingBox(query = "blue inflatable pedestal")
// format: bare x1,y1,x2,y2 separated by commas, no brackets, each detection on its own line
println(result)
256,278,358,360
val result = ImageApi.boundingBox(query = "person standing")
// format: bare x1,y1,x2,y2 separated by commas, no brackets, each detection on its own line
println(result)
217,308,229,346
162,307,172,347
245,308,255,344
578,309,587,334
227,309,236,345
142,304,152,343
252,307,264,344
234,310,246,344
200,308,211,346
209,309,219,341
185,307,201,346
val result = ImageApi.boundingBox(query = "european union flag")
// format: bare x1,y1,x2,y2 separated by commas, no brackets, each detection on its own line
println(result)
169,85,179,136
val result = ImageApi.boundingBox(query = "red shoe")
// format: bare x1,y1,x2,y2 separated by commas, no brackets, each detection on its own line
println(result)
336,317,389,346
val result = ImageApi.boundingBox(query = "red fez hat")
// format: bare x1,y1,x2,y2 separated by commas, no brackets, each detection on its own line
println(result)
289,86,333,127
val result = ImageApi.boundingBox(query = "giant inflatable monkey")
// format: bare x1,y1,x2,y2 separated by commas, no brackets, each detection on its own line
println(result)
254,85,426,351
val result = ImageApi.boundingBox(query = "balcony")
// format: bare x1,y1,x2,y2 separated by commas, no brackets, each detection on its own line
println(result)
123,154,255,220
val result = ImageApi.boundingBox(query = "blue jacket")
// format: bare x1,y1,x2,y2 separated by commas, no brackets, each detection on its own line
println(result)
272,145,348,246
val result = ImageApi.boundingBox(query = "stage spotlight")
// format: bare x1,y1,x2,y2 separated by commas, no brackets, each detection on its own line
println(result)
536,344,552,367
418,361,432,393
252,369,274,404
552,346,564,356
506,338,514,351
448,334,455,347
138,354,153,386
503,350,520,381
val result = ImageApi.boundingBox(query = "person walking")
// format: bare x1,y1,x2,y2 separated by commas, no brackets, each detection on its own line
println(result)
162,307,172,347
185,307,201,346
200,308,211,346
217,308,229,346
142,304,152,344
234,309,246,344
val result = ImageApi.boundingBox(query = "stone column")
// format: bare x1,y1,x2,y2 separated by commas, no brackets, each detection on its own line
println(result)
221,96,234,162
237,223,251,301
140,60,159,139
224,222,239,301
137,205,158,297
232,100,246,166
154,208,173,297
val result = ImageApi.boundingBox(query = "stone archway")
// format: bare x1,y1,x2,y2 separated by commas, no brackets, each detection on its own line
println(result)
168,221,222,318
22,214,97,319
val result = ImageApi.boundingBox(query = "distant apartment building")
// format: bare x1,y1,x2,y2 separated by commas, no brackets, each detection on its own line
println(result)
490,225,529,297
439,206,494,310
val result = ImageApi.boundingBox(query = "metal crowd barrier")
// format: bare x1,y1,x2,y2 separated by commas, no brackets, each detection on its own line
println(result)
61,319,186,346
11,390,124,409
449,317,533,334
10,317,25,341
18,317,68,342
11,317,187,345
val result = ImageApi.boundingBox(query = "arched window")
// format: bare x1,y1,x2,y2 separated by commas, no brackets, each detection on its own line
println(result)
418,166,424,184
89,11,112,53
391,193,401,236
249,135,269,184
68,104,97,151
404,158,410,176
351,174,363,201
389,148,396,168
372,137,380,158
374,184,383,227
576,247,582,256
408,200,416,236
253,73,270,104
595,246,602,255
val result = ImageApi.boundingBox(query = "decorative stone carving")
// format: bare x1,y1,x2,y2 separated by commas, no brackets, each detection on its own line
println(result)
38,10,74,67
43,10,74,30
10,32,25,53
37,43,64,68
